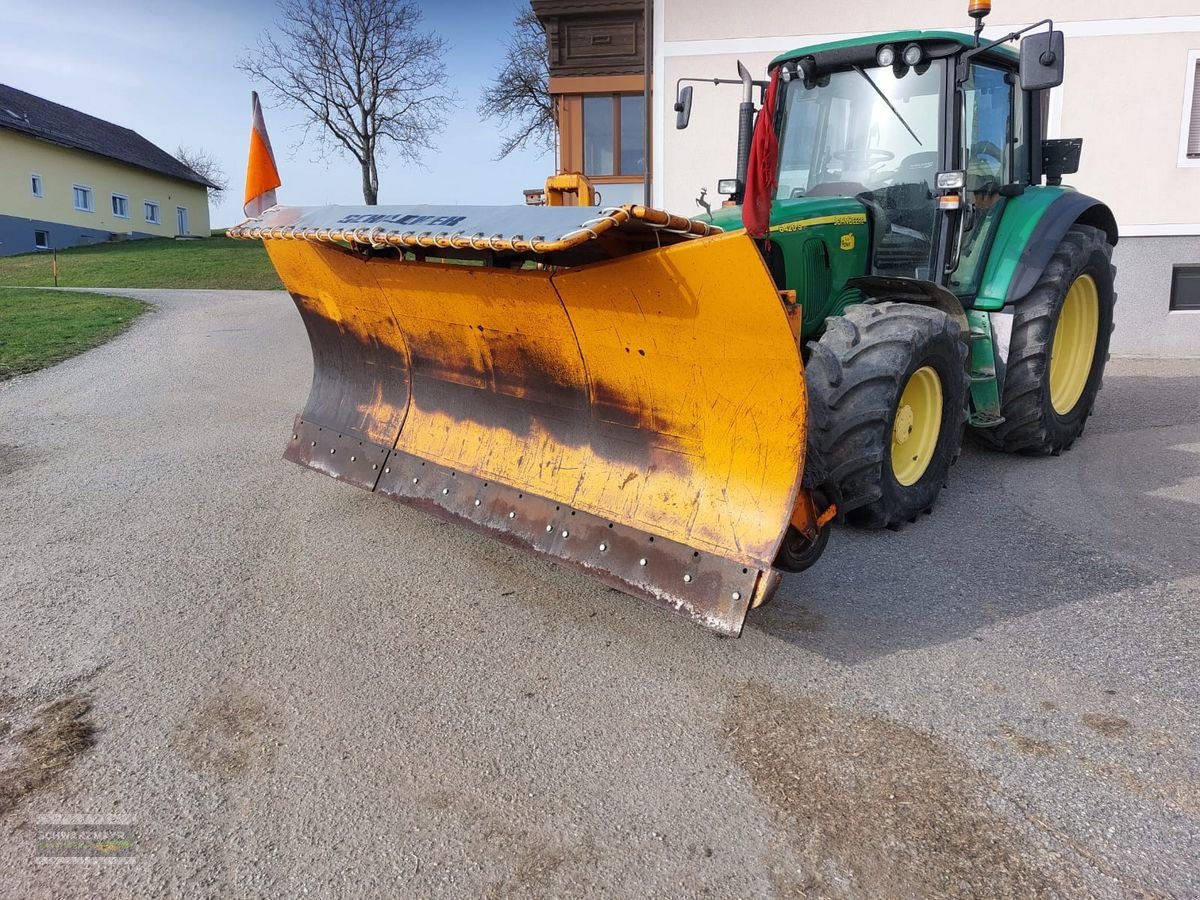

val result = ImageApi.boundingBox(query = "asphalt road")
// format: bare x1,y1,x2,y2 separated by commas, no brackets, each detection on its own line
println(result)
1,289,1197,898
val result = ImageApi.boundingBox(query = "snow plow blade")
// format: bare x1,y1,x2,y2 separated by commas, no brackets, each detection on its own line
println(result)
230,204,811,634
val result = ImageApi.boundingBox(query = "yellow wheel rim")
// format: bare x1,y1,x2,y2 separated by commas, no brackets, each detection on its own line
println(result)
891,365,943,487
1049,274,1100,415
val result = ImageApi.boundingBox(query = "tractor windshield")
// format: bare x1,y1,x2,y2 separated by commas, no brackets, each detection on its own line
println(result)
776,60,945,278
777,61,944,198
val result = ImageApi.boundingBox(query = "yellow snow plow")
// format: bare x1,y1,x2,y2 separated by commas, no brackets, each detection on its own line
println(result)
229,203,833,634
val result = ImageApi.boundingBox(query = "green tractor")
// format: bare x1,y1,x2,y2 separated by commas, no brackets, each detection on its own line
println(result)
675,9,1116,535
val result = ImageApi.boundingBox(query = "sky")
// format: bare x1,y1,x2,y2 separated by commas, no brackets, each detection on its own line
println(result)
0,0,552,226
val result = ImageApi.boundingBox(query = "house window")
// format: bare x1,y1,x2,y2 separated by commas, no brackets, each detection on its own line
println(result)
583,96,614,175
144,201,160,224
73,184,93,212
1170,265,1200,311
582,93,645,177
111,194,129,218
619,94,645,175
34,230,49,250
1182,52,1200,167
31,174,43,197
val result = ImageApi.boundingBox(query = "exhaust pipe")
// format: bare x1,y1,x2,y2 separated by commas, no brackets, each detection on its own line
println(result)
734,61,755,204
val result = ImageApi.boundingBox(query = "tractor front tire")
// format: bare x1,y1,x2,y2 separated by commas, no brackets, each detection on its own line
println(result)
774,522,831,573
975,225,1115,455
806,302,968,529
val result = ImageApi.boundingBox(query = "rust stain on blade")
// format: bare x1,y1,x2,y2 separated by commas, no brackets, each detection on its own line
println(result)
286,420,765,634
371,444,762,635
550,233,809,565
262,230,806,631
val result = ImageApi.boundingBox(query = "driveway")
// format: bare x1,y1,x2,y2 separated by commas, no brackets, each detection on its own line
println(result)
1,289,1197,898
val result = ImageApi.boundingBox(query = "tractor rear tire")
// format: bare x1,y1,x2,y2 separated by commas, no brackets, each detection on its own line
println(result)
806,302,968,529
974,225,1115,455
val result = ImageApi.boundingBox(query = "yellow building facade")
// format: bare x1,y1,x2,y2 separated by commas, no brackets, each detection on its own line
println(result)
0,84,211,256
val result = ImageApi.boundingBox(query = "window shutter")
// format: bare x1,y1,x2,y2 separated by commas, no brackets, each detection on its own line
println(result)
1189,60,1200,159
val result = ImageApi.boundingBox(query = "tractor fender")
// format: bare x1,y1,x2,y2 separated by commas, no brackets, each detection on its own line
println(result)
848,275,970,344
974,188,1117,311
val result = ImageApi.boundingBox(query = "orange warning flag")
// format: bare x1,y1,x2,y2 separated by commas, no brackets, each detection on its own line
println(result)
244,91,281,217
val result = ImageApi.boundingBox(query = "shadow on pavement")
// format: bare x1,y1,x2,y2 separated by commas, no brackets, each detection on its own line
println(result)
749,369,1200,663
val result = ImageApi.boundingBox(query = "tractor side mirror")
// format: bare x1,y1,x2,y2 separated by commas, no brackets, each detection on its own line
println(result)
674,85,693,129
1020,29,1065,91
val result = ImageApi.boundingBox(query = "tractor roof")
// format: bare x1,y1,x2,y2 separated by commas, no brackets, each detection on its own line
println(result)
771,30,1019,68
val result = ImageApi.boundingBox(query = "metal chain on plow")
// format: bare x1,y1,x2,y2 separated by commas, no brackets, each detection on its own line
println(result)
227,205,721,254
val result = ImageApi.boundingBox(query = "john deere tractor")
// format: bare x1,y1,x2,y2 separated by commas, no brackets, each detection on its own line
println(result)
675,7,1116,532
231,5,1116,636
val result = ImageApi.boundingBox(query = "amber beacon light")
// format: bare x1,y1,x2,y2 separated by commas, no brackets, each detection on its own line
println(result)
968,0,992,43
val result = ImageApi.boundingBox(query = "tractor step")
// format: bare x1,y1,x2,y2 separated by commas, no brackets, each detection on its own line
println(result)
965,310,1004,428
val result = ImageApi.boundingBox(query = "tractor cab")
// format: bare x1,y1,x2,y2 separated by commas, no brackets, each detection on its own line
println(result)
770,32,1026,294
682,20,1077,336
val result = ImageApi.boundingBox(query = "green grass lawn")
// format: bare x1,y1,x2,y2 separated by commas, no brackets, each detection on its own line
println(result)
0,236,281,290
0,288,148,379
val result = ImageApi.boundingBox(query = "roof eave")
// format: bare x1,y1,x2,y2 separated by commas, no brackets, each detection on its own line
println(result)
0,123,215,190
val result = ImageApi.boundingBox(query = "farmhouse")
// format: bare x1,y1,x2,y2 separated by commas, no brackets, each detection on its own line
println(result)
0,83,212,256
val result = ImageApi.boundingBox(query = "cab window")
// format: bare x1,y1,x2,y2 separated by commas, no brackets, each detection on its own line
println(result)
954,63,1014,294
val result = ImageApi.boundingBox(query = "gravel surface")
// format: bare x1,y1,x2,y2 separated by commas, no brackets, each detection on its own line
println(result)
1,289,1197,898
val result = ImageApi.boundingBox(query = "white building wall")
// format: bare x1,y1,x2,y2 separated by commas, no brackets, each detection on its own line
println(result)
663,2,1200,41
653,2,1200,356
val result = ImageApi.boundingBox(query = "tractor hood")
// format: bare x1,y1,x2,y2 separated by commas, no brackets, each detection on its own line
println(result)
702,195,869,236
701,195,872,341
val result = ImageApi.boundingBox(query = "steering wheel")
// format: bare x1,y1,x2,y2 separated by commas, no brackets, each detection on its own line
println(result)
970,140,1005,164
833,149,895,170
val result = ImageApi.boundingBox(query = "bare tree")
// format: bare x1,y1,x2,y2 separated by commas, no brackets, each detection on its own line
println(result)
478,4,555,159
238,0,454,205
176,146,227,204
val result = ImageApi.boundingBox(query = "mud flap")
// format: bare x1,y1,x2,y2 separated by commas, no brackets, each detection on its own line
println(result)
265,231,808,634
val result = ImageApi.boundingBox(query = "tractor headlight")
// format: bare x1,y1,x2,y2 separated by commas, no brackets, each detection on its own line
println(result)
902,44,924,66
876,45,896,67
936,171,966,190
